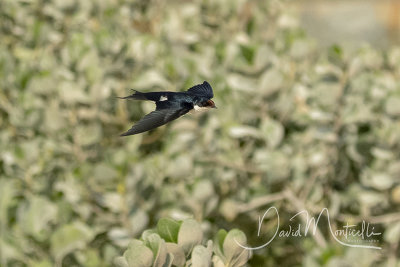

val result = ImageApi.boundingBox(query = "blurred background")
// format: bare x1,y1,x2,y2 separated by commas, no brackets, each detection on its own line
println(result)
1,0,400,266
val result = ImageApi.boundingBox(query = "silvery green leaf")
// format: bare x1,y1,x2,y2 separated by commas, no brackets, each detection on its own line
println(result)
163,253,174,267
254,45,276,69
157,218,181,243
177,219,203,255
191,245,212,267
358,191,387,208
359,48,383,70
28,75,57,95
54,176,81,204
132,70,169,89
212,255,225,267
361,170,394,191
193,180,215,203
30,259,53,267
114,256,128,267
205,196,219,216
346,144,365,164
165,242,186,267
108,228,130,247
388,47,400,68
93,163,118,183
0,179,17,223
141,229,158,241
290,39,314,59
214,229,227,261
385,96,400,116
123,240,153,267
260,118,284,148
229,126,261,139
59,81,89,104
370,147,393,160
253,150,290,180
130,209,149,237
101,192,123,212
219,200,239,221
143,233,168,267
258,68,284,96
222,229,250,265
165,155,193,178
43,101,64,132
18,196,57,241
226,74,257,92
76,123,102,146
384,222,400,243
75,248,102,267
0,238,26,264
53,0,75,9
335,247,381,267
50,222,95,263
391,185,400,204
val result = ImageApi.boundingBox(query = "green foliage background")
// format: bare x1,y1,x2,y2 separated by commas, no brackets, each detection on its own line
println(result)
1,0,400,266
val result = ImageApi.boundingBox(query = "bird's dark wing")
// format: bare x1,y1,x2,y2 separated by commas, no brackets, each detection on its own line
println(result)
120,108,190,136
187,81,214,98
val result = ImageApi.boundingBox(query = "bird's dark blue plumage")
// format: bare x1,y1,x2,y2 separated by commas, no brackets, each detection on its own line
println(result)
119,81,216,136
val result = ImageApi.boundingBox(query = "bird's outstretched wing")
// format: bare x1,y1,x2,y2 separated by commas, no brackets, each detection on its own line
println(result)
187,81,214,98
120,108,190,136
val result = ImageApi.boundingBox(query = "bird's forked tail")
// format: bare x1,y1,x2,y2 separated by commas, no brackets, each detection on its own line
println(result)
117,90,147,100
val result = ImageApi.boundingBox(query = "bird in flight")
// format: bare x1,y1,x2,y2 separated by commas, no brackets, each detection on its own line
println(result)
119,81,217,136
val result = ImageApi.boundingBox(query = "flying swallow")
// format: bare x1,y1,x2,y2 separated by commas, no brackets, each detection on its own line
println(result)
119,81,217,136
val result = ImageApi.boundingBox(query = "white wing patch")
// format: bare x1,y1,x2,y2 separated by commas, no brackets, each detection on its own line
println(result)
159,95,168,101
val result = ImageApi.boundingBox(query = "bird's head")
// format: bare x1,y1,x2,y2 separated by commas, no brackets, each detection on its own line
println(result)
205,99,217,109
193,99,217,113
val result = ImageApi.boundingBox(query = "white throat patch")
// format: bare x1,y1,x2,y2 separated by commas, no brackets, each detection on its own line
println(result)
192,104,210,113
159,96,168,101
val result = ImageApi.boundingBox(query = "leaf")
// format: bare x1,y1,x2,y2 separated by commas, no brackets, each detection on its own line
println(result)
123,240,154,267
0,179,17,224
384,222,400,244
0,239,26,264
226,74,257,92
191,245,212,267
229,126,261,139
165,242,186,266
213,230,227,261
260,118,284,148
385,96,400,116
219,200,239,221
157,218,181,243
108,228,130,247
177,219,203,255
93,163,118,184
163,253,174,267
258,68,284,96
114,256,129,267
75,248,102,267
132,70,170,89
18,196,57,241
129,209,149,236
143,233,168,267
50,221,95,262
76,123,102,146
222,229,251,266
192,180,215,203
